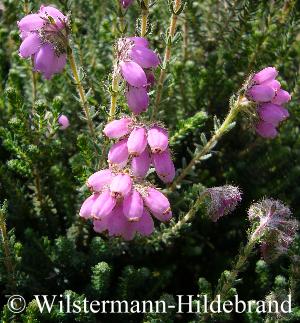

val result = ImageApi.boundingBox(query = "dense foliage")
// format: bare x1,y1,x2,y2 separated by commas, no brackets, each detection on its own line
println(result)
0,0,300,322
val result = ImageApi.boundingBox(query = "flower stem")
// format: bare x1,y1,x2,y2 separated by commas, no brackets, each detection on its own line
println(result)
155,193,206,242
67,47,97,140
109,72,119,121
140,0,149,37
169,95,243,192
152,0,182,119
0,206,16,293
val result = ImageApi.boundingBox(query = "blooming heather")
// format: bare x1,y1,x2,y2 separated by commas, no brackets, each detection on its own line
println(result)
18,5,68,79
116,37,159,114
105,120,175,183
205,185,242,222
246,67,291,139
80,169,172,240
58,114,69,129
248,199,298,262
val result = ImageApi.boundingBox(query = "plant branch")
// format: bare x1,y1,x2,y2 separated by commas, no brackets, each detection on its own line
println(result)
169,95,244,192
152,0,183,119
140,0,149,37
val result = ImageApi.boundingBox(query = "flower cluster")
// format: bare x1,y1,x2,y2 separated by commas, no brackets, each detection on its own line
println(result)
104,117,175,183
246,67,291,139
248,198,298,262
18,5,68,79
116,37,159,114
80,168,172,240
205,185,242,222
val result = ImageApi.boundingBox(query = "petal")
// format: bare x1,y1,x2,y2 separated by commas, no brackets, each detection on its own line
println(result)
152,149,175,183
128,37,149,48
120,61,147,87
52,54,67,74
93,218,109,233
130,46,160,68
272,89,291,105
123,190,144,221
127,127,147,156
126,86,149,114
247,85,275,103
108,138,129,165
147,126,169,153
134,210,154,236
92,190,116,219
19,33,41,58
131,149,151,178
256,121,278,139
257,103,289,126
18,14,45,32
110,174,132,197
79,194,99,219
33,43,56,79
252,67,278,84
103,118,132,139
87,169,112,192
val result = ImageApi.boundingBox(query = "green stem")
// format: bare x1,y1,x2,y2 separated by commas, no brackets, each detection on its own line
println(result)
67,48,97,141
0,208,16,293
169,95,244,192
152,0,182,119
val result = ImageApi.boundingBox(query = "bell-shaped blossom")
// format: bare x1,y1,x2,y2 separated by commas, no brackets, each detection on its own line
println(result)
133,210,154,236
205,185,242,222
126,86,149,114
86,169,112,192
248,199,298,263
131,149,151,177
246,67,291,139
92,190,116,219
110,173,132,198
255,121,278,139
120,61,147,88
129,37,149,48
104,118,132,139
129,46,160,69
18,5,68,79
127,127,147,156
79,194,99,219
257,103,289,126
152,150,175,183
123,190,144,221
143,187,172,222
108,138,129,165
147,126,169,153
58,114,69,130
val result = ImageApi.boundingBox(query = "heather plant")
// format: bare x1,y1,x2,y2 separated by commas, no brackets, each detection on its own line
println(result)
0,1,300,322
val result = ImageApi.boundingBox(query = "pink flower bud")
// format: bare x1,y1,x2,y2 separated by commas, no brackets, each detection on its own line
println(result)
133,210,154,236
131,149,151,178
120,61,147,87
247,85,275,103
92,190,116,219
252,67,278,84
110,173,132,198
143,187,172,222
86,169,112,192
108,138,129,165
79,194,99,219
257,103,289,126
272,89,291,105
255,121,278,139
123,190,144,221
58,114,70,130
147,126,169,153
103,118,132,139
126,86,149,114
130,45,160,69
152,150,175,183
127,127,147,156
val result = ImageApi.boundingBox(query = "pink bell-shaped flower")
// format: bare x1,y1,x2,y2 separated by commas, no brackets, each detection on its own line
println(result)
104,118,132,139
108,138,129,165
152,150,175,183
147,126,169,153
123,190,144,221
92,190,116,219
110,173,132,198
131,149,151,178
127,127,147,156
86,169,112,192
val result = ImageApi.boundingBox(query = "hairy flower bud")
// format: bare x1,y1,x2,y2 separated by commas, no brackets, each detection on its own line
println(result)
205,185,242,222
